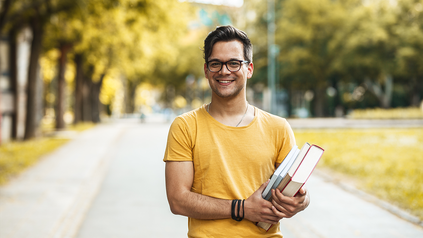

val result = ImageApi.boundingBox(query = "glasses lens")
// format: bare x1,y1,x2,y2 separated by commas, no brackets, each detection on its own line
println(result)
227,61,242,71
208,61,222,72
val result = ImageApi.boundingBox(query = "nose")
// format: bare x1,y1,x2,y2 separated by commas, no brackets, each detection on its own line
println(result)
219,63,231,74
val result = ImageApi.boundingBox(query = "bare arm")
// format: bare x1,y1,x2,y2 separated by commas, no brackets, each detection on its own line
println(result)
165,161,230,219
165,161,283,224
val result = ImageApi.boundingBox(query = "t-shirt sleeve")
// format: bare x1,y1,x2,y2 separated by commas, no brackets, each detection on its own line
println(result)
163,117,194,162
275,119,296,165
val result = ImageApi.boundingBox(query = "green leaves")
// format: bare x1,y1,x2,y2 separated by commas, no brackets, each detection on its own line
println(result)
243,0,423,112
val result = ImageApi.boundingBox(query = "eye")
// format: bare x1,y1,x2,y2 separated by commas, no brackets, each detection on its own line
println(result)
209,62,221,67
228,61,241,67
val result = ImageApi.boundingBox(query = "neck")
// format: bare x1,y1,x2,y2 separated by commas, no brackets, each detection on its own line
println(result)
207,97,253,127
209,96,248,116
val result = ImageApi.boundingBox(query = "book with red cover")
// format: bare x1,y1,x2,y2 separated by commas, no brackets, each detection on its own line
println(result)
257,144,324,231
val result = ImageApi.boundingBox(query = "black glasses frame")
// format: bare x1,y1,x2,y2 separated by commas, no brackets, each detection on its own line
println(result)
206,60,250,73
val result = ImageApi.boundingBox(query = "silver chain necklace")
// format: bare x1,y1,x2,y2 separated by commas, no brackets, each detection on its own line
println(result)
207,102,249,127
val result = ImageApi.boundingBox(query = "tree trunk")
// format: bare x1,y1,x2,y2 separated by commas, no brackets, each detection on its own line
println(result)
91,74,105,123
313,87,326,117
9,28,18,139
410,77,422,107
125,80,136,114
24,16,43,140
82,68,93,122
0,0,12,32
73,54,83,124
364,75,393,109
55,43,71,129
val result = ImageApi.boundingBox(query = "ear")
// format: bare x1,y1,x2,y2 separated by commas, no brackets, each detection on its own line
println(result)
204,63,209,79
247,62,254,79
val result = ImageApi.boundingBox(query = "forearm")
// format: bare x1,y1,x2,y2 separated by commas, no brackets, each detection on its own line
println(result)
165,162,278,223
166,161,232,219
168,190,231,220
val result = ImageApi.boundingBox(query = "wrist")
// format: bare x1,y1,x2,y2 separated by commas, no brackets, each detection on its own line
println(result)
231,199,245,221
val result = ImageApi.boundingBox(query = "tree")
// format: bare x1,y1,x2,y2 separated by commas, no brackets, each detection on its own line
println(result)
42,0,194,122
334,1,401,109
4,0,81,138
274,0,350,116
395,0,423,106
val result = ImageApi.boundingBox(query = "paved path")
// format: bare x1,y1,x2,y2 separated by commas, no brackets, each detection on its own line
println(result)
1,116,423,238
75,120,187,238
0,122,125,238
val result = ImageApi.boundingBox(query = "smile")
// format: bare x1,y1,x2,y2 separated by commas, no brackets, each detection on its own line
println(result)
217,80,232,83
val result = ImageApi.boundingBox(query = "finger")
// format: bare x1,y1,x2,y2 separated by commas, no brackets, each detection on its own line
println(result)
271,199,291,214
273,189,294,204
272,200,297,218
271,189,281,204
271,190,296,211
271,205,287,219
262,213,281,224
258,179,270,193
277,188,308,206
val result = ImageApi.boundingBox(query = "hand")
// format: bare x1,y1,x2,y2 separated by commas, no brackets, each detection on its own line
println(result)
244,180,284,224
270,186,310,218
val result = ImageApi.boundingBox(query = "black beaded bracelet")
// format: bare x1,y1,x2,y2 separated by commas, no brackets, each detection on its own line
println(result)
231,199,245,221
231,199,237,220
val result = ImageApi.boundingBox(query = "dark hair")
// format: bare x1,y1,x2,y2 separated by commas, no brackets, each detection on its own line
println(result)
203,25,253,63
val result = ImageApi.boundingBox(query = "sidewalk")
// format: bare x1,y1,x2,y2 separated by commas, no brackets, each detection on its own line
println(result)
1,117,422,238
0,122,127,238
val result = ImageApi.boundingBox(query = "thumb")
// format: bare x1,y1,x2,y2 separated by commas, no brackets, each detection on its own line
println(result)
258,179,270,192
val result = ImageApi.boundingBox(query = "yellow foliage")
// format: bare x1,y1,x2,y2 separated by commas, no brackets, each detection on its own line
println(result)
173,95,187,109
100,70,122,106
294,128,423,220
135,83,157,109
191,98,203,109
39,50,60,83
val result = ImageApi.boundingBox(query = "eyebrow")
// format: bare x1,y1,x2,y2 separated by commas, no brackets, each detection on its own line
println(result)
208,58,244,62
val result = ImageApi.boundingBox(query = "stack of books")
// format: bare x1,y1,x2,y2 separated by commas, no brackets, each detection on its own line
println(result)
257,142,324,231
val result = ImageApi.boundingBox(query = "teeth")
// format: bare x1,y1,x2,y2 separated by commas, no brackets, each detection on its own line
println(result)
219,80,231,83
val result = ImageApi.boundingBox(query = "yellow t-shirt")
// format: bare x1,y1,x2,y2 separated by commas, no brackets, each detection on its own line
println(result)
164,105,296,238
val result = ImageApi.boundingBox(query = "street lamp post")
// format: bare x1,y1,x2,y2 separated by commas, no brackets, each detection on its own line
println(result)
267,0,277,114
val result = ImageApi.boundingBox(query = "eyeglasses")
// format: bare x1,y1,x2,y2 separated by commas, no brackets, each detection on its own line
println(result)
206,60,249,73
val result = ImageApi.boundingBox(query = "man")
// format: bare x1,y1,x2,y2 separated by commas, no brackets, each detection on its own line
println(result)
164,25,309,237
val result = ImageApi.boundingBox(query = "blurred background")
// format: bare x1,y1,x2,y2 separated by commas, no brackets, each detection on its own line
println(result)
1,0,423,236
1,0,423,144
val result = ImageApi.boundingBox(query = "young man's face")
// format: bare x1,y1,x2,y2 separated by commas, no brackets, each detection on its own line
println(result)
204,40,253,100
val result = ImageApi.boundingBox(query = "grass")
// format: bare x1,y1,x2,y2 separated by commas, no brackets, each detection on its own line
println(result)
349,107,423,119
67,122,96,132
0,138,69,184
294,128,423,221
0,122,96,185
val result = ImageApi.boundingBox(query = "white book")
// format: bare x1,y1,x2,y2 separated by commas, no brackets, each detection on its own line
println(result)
261,145,299,200
278,144,324,196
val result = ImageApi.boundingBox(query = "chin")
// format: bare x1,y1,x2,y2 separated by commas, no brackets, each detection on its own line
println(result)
212,88,243,99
